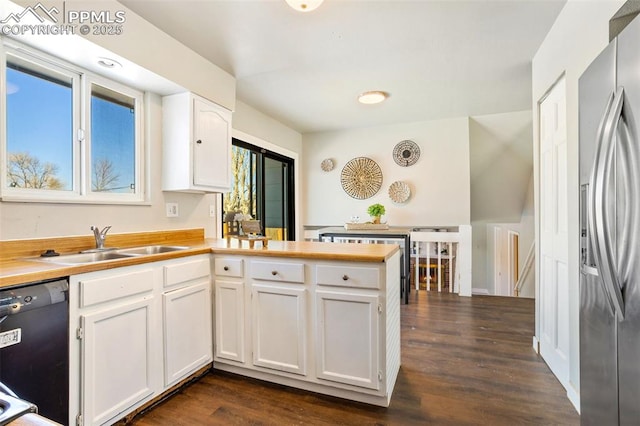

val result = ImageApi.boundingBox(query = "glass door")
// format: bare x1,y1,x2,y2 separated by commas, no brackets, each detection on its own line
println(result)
223,139,294,241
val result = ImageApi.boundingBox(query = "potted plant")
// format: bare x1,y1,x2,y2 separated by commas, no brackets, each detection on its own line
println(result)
367,203,386,224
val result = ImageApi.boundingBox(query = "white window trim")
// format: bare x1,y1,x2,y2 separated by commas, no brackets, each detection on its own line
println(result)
0,40,148,205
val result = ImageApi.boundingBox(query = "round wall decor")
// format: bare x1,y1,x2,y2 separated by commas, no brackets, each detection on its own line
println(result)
340,157,383,200
321,158,334,172
393,140,420,167
388,181,411,203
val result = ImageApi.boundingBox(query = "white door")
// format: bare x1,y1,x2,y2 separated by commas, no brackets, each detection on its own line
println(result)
315,290,380,390
80,298,155,426
163,280,212,387
192,97,231,188
251,284,307,375
214,279,246,363
538,76,570,387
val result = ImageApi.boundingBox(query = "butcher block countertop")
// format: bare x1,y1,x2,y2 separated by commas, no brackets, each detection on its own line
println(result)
0,229,399,288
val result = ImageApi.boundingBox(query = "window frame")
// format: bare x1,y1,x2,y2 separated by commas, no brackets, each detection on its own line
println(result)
0,41,147,204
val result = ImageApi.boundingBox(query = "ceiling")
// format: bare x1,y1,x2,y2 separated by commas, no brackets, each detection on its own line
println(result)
120,0,566,134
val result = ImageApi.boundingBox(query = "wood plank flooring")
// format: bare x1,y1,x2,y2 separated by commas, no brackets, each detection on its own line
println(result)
132,292,579,425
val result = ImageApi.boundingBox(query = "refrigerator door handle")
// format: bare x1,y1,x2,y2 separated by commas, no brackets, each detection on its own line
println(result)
616,89,640,293
590,87,625,321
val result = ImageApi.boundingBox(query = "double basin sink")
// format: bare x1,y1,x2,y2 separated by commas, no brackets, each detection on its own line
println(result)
35,245,189,265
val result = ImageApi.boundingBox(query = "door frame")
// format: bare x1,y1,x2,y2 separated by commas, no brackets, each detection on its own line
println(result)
508,230,519,297
218,129,300,241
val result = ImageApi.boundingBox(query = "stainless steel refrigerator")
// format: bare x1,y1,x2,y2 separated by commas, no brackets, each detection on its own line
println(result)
579,13,640,426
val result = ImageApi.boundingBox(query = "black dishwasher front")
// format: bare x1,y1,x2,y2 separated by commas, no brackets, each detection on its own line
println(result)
0,278,69,425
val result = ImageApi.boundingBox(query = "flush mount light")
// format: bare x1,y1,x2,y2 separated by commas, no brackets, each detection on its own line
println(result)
358,91,388,105
97,57,122,69
285,0,324,12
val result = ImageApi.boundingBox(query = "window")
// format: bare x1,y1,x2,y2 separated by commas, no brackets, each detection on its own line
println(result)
6,59,75,192
1,43,145,203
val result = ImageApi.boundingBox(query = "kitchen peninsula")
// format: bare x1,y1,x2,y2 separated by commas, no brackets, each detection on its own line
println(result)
212,238,401,407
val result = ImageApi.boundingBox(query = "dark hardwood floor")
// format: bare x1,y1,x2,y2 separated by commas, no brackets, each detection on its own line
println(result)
132,292,579,425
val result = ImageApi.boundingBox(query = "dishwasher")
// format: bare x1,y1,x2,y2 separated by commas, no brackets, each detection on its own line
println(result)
0,278,69,425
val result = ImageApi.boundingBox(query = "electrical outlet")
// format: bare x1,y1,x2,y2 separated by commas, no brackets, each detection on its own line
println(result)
209,205,216,218
166,203,179,217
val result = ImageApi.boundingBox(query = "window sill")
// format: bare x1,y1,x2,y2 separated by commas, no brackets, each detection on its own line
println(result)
0,194,151,206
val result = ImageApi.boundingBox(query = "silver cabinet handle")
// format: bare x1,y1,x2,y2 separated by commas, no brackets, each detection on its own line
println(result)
589,87,625,320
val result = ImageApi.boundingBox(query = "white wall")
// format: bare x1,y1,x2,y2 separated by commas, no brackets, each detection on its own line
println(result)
532,0,625,409
303,117,471,227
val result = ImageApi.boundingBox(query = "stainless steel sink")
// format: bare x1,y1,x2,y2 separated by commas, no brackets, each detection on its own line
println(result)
30,245,190,265
0,394,37,424
36,251,137,264
117,245,190,255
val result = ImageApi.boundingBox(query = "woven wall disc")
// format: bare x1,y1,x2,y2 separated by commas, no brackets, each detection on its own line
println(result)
340,157,383,200
393,140,420,167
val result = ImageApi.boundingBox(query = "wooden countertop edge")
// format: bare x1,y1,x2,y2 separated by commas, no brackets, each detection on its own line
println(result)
208,247,399,262
0,236,400,288
9,413,61,426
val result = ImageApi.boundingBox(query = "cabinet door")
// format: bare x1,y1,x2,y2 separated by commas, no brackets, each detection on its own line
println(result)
214,279,245,363
192,97,231,189
316,290,380,390
163,280,213,387
80,298,156,426
252,284,307,375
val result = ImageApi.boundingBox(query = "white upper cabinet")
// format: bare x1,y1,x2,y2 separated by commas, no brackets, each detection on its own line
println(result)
162,92,232,193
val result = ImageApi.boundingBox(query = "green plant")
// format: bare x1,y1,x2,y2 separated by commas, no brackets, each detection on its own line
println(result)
367,203,386,217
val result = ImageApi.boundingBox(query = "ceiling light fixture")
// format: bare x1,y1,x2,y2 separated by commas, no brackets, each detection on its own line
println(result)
97,57,122,69
285,0,324,12
358,91,388,105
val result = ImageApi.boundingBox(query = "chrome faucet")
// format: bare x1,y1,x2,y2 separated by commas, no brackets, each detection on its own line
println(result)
91,226,112,250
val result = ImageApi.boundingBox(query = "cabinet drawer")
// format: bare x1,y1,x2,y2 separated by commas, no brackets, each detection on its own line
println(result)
214,257,244,278
250,261,305,283
80,268,155,308
164,257,211,288
316,265,380,289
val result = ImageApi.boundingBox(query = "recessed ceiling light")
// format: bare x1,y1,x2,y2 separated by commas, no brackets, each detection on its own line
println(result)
97,57,122,69
285,0,324,12
358,91,388,105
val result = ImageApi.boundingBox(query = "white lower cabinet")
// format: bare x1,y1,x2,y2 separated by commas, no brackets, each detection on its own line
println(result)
163,280,212,387
212,253,401,407
315,290,380,390
214,280,245,363
213,257,246,364
251,284,307,375
70,255,212,426
80,297,157,426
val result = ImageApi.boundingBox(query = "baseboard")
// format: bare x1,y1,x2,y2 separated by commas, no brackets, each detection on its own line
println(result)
472,288,490,295
566,382,580,414
532,336,540,353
